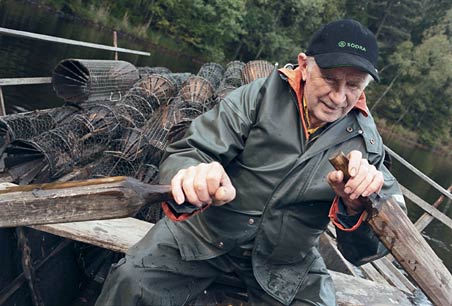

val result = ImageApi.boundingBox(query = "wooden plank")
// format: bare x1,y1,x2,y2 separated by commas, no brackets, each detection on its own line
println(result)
366,196,452,305
31,217,153,253
400,184,452,231
360,263,391,285
0,182,16,189
415,185,452,232
0,27,150,56
28,217,414,305
0,176,172,227
385,145,452,200
372,257,415,293
331,271,413,306
330,153,452,306
0,77,52,86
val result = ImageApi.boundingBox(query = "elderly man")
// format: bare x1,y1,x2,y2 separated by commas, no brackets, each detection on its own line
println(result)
96,19,405,306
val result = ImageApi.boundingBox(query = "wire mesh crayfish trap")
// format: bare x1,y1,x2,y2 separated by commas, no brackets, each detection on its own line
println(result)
241,60,275,84
137,66,172,78
3,102,128,183
0,106,80,157
213,61,246,104
52,59,139,103
134,73,180,105
197,62,225,91
178,75,215,109
221,60,245,89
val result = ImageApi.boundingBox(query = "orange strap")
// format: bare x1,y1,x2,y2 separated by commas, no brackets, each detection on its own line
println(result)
328,196,366,232
162,201,211,221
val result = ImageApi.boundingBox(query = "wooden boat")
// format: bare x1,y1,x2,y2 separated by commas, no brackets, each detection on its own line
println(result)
1,44,451,305
0,180,419,306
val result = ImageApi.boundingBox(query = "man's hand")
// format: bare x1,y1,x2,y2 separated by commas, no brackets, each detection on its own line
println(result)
170,162,236,207
327,150,384,215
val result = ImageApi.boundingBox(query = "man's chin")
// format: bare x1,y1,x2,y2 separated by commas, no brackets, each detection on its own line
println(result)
318,113,343,124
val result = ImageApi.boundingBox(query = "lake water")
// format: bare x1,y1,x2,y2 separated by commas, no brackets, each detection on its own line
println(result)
0,0,201,113
1,0,451,296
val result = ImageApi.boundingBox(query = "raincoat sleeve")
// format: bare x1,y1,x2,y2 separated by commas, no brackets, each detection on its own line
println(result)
158,81,262,220
332,151,407,266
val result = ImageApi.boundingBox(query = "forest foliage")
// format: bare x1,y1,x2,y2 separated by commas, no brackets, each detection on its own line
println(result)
48,0,451,147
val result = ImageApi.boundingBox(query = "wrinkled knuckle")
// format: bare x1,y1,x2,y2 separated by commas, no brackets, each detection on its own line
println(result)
210,161,222,170
205,172,218,182
194,182,205,192
182,177,193,188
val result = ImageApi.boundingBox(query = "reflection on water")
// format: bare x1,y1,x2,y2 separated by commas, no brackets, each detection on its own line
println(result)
0,0,200,113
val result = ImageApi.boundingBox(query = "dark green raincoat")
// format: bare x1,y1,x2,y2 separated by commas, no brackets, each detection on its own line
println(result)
158,68,405,305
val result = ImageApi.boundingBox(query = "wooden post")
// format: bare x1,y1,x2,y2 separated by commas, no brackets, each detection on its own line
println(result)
0,86,5,116
113,30,118,60
415,184,452,232
329,152,452,306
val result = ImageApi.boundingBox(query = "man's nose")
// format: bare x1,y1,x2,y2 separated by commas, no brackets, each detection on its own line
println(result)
329,83,347,105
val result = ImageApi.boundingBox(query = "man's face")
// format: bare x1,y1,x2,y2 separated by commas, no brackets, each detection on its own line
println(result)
301,58,368,128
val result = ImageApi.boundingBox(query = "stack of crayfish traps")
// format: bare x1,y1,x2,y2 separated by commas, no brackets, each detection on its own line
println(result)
0,58,275,222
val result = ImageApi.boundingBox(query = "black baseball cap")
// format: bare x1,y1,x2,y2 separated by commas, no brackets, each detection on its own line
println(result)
306,19,380,82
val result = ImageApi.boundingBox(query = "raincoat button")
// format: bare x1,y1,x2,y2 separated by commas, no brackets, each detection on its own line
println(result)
248,218,255,225
370,138,376,144
218,242,224,248
346,127,353,133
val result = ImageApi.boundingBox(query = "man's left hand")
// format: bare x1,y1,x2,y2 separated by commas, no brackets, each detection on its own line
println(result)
327,150,384,215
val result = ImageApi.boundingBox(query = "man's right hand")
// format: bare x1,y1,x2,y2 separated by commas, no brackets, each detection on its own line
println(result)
170,162,236,207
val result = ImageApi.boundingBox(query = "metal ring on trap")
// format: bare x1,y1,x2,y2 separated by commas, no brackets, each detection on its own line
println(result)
120,92,157,119
134,74,178,105
241,60,275,84
52,59,139,103
179,76,215,105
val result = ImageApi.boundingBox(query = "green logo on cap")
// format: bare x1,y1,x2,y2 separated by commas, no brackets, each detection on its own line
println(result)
338,41,366,52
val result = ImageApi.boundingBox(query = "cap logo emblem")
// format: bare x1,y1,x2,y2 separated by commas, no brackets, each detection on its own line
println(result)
337,41,366,52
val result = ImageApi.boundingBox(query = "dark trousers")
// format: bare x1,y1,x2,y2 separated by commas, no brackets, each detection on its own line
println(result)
95,219,334,306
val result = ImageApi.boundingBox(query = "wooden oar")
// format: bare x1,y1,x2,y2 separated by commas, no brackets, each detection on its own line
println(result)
0,176,197,228
329,152,452,306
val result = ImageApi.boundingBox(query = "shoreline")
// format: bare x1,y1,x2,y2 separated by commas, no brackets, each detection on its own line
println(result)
377,124,452,157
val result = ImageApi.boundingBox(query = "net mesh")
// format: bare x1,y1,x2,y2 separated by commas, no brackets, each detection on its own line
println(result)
197,62,225,90
1,60,274,219
241,60,274,84
52,59,139,103
137,66,172,78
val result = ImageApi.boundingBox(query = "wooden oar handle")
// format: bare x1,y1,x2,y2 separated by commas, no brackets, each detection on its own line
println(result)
329,152,373,215
328,152,351,181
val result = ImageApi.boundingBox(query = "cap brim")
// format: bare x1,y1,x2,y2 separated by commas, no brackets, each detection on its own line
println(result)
314,52,380,82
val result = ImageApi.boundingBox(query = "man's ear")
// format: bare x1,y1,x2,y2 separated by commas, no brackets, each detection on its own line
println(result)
298,53,308,81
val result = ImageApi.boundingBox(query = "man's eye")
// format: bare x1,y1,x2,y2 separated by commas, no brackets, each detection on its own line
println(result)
324,76,335,83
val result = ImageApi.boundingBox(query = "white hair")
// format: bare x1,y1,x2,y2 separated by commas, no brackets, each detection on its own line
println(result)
306,56,373,89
